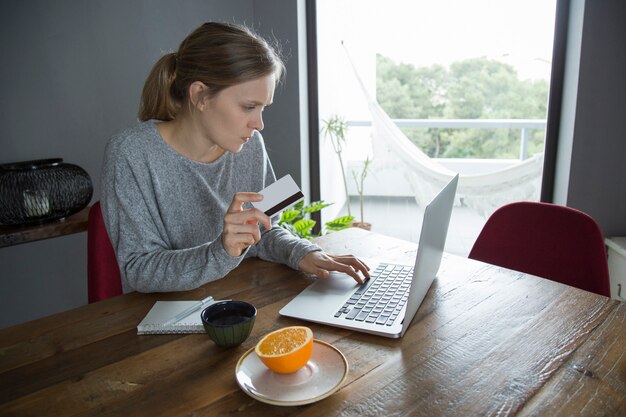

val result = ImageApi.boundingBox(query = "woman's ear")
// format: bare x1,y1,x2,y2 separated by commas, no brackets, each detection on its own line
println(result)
188,81,208,110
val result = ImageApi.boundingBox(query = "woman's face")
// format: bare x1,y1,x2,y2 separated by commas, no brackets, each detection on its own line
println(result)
200,74,276,153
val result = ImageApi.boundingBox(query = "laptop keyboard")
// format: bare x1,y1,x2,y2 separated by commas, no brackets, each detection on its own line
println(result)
334,263,412,326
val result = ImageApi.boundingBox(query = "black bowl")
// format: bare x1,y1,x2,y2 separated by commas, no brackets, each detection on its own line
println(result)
201,300,257,347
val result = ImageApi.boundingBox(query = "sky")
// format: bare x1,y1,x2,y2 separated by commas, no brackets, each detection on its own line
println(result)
324,0,557,80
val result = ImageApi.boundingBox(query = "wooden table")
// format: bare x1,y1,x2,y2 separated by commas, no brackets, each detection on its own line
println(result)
1,228,624,416
0,206,89,248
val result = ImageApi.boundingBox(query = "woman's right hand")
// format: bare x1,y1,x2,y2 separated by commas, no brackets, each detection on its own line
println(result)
222,192,272,257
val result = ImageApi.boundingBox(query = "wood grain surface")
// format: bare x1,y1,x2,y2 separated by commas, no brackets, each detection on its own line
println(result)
0,228,623,416
0,206,89,247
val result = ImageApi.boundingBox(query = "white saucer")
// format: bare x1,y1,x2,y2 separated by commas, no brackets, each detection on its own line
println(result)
235,339,348,406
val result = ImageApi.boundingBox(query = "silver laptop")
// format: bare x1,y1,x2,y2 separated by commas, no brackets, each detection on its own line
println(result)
280,174,459,338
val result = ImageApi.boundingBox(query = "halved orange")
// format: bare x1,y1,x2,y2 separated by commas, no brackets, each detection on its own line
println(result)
254,326,314,374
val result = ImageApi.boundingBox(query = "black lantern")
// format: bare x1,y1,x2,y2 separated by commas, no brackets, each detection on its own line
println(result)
0,158,93,226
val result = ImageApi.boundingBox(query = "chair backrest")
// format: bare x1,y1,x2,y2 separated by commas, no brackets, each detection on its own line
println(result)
87,201,122,303
468,201,611,297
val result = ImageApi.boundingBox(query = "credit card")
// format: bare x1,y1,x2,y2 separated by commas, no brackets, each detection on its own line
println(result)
252,174,305,217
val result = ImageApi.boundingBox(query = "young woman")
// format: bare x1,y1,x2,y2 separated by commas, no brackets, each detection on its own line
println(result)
101,22,369,293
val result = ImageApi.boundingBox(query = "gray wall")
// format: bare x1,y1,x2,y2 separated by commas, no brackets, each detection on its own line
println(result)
0,0,304,328
253,0,306,185
564,0,626,237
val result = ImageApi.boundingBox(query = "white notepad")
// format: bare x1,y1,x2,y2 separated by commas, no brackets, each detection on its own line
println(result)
137,301,205,335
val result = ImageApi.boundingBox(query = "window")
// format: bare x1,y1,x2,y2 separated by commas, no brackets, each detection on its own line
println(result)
316,0,557,255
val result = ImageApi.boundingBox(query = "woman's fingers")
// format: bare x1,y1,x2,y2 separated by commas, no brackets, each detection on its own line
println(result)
222,192,271,257
327,255,370,284
227,192,263,212
329,255,370,276
222,225,258,257
226,192,272,230
298,252,370,284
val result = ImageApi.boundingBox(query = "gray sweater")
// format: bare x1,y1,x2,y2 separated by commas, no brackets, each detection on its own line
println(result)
101,120,320,293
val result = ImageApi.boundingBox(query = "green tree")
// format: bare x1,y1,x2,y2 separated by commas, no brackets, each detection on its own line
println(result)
376,55,549,159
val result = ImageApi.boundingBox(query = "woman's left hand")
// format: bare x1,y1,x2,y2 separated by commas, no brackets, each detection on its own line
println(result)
298,251,370,284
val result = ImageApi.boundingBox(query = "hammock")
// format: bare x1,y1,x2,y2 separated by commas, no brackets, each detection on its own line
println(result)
345,46,544,217
369,101,544,216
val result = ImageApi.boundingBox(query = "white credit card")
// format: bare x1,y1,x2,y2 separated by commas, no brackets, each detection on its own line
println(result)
252,174,305,217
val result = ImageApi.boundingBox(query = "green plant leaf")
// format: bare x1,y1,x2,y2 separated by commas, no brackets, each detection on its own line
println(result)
277,199,349,239
294,219,316,239
303,201,333,214
325,215,355,231
279,209,301,225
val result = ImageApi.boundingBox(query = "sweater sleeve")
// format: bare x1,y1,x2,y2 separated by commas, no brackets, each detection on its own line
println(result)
101,137,245,293
244,142,322,270
251,226,322,270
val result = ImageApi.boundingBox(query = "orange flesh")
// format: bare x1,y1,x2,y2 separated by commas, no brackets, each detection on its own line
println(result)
255,326,313,374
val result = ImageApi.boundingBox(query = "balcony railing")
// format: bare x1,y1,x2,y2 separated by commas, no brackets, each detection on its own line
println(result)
346,118,547,160
337,118,547,198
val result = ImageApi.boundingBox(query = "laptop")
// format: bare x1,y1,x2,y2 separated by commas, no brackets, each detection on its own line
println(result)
280,174,459,338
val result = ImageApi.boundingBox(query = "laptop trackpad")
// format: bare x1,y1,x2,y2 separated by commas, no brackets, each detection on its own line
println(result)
280,272,359,320
307,272,360,295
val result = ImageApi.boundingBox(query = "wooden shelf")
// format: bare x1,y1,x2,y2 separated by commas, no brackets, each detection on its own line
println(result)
0,206,90,248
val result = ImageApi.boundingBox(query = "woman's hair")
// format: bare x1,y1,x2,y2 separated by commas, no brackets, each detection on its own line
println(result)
138,22,285,121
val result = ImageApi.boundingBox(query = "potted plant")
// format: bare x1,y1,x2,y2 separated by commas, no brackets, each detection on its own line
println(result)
278,200,353,240
321,115,351,217
322,114,374,231
351,155,372,230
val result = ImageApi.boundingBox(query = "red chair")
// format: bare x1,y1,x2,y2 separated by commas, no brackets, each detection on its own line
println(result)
87,201,122,303
469,201,611,297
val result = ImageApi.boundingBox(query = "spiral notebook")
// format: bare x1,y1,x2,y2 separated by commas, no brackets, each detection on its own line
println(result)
137,301,206,335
